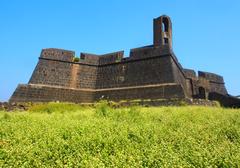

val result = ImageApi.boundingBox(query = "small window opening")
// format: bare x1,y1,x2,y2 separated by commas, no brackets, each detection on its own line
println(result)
164,38,169,44
162,17,169,32
162,23,166,32
80,54,85,60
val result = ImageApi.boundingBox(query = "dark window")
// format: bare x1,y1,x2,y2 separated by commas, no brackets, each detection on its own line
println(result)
199,87,206,99
164,38,169,44
80,54,85,60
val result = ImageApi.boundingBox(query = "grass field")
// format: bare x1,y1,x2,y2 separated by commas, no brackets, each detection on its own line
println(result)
0,102,240,167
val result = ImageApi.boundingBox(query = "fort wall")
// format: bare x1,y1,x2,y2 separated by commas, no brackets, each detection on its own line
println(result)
11,83,185,103
11,46,187,103
94,84,185,101
10,15,236,107
29,49,179,88
198,71,228,95
80,53,99,65
11,84,94,103
29,58,98,89
95,54,176,89
183,69,228,98
40,48,74,61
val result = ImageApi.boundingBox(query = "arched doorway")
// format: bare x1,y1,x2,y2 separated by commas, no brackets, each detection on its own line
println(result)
162,17,169,32
199,87,206,99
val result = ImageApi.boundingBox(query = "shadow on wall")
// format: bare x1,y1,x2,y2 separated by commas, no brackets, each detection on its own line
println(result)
209,92,240,108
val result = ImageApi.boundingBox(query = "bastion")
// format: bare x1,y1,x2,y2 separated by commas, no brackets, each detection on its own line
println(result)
10,15,240,107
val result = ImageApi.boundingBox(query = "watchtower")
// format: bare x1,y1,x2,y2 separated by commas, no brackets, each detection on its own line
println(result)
153,15,172,49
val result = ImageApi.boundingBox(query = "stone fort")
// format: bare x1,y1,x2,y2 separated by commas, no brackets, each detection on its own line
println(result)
10,15,240,107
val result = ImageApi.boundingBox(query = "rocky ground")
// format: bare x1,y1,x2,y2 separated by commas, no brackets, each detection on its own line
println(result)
0,98,220,112
0,102,28,111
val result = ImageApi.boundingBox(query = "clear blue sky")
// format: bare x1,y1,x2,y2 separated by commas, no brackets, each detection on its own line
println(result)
0,0,240,101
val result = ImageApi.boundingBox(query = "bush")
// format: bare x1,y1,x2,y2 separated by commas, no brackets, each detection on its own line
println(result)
73,57,80,62
28,102,82,114
95,100,111,117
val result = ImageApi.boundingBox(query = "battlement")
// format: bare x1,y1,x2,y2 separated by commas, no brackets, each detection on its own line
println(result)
183,69,197,79
183,69,225,84
99,51,124,65
79,53,99,65
198,71,224,84
40,48,75,62
39,15,175,66
40,46,173,66
129,45,171,60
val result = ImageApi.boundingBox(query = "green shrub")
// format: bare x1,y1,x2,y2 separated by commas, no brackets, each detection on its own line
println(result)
28,102,82,114
2,113,11,120
95,100,111,117
213,100,221,107
73,57,80,62
115,57,121,63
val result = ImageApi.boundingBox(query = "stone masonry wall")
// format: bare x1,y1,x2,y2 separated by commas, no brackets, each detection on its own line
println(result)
29,48,180,90
95,84,185,101
95,54,175,89
10,15,234,106
182,69,228,98
40,48,74,62
198,71,228,95
10,83,185,103
10,84,94,103
12,46,230,104
10,46,188,103
170,54,188,97
29,59,98,89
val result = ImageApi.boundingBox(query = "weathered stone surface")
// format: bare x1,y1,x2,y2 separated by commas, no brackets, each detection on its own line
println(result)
209,92,240,108
10,15,237,107
0,102,28,111
10,83,185,103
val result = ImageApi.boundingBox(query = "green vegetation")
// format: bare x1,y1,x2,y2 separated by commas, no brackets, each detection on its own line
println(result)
1,102,240,167
115,57,122,63
73,57,80,62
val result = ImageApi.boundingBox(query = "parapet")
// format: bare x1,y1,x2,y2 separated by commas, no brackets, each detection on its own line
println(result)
79,51,124,65
198,71,225,84
183,69,197,79
39,15,175,65
40,48,75,62
79,53,99,65
98,51,124,65
129,45,171,60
